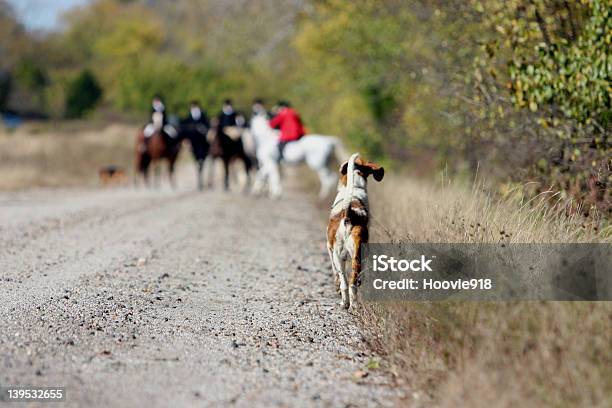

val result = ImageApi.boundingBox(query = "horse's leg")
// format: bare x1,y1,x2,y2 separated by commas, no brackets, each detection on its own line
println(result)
316,165,338,200
141,155,151,188
196,159,204,191
242,155,252,193
154,163,161,189
206,157,215,188
168,157,177,190
143,164,149,188
135,153,145,188
268,161,282,199
223,158,230,191
229,160,239,189
252,158,268,195
133,157,140,188
134,139,144,189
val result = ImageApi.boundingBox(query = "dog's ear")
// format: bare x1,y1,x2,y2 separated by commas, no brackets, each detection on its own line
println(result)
373,166,384,181
339,161,348,175
362,162,384,181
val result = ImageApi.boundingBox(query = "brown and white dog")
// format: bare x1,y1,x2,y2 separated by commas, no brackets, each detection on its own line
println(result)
327,153,384,309
99,165,127,186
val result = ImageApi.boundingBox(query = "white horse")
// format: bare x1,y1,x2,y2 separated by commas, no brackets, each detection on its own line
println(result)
249,113,347,199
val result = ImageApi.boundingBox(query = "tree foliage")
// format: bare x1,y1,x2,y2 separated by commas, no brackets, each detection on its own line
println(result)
292,0,477,163
471,0,610,213
65,69,102,118
0,0,32,111
0,0,608,213
0,72,11,111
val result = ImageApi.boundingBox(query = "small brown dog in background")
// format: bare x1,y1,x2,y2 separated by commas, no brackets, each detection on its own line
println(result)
99,165,127,186
327,153,384,309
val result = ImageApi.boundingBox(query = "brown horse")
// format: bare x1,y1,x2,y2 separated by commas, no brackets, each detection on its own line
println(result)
134,129,182,188
207,120,253,191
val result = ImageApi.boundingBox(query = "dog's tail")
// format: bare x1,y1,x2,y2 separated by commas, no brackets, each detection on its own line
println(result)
342,152,360,218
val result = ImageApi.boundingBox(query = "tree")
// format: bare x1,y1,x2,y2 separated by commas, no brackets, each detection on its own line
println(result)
471,0,611,212
292,0,477,162
64,70,102,118
15,58,48,109
0,71,11,111
0,0,33,111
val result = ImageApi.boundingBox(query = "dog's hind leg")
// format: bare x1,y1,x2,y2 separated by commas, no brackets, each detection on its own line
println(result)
327,246,340,293
332,251,349,309
349,226,365,308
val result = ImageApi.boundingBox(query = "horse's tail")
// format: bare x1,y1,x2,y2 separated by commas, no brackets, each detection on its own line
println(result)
342,153,360,218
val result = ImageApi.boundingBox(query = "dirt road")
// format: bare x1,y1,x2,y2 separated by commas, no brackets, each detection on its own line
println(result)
0,169,400,407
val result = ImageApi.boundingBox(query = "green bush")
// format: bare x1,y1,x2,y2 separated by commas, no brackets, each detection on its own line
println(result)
15,58,47,92
0,72,10,111
64,69,102,118
115,55,240,115
471,0,611,214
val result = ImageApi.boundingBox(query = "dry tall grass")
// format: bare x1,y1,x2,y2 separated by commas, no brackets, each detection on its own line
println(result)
0,122,138,189
358,175,611,407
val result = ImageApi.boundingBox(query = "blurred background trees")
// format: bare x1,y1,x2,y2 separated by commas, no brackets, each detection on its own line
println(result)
64,69,102,118
469,0,610,213
0,0,609,213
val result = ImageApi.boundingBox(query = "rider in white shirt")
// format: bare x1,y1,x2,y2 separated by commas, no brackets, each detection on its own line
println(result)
144,95,177,139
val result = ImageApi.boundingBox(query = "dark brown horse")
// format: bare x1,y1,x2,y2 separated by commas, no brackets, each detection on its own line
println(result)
134,129,182,188
208,120,253,191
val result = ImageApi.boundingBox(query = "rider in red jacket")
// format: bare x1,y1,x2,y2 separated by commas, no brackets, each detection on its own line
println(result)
269,101,305,161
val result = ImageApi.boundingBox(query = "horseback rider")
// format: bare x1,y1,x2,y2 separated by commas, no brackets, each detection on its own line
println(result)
151,95,165,118
143,95,178,141
182,100,210,133
218,99,237,129
181,101,210,188
252,98,268,118
218,99,247,141
144,95,165,138
235,111,247,129
268,100,305,162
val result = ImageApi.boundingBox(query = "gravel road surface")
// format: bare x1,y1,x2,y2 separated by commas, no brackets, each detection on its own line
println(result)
0,170,400,407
